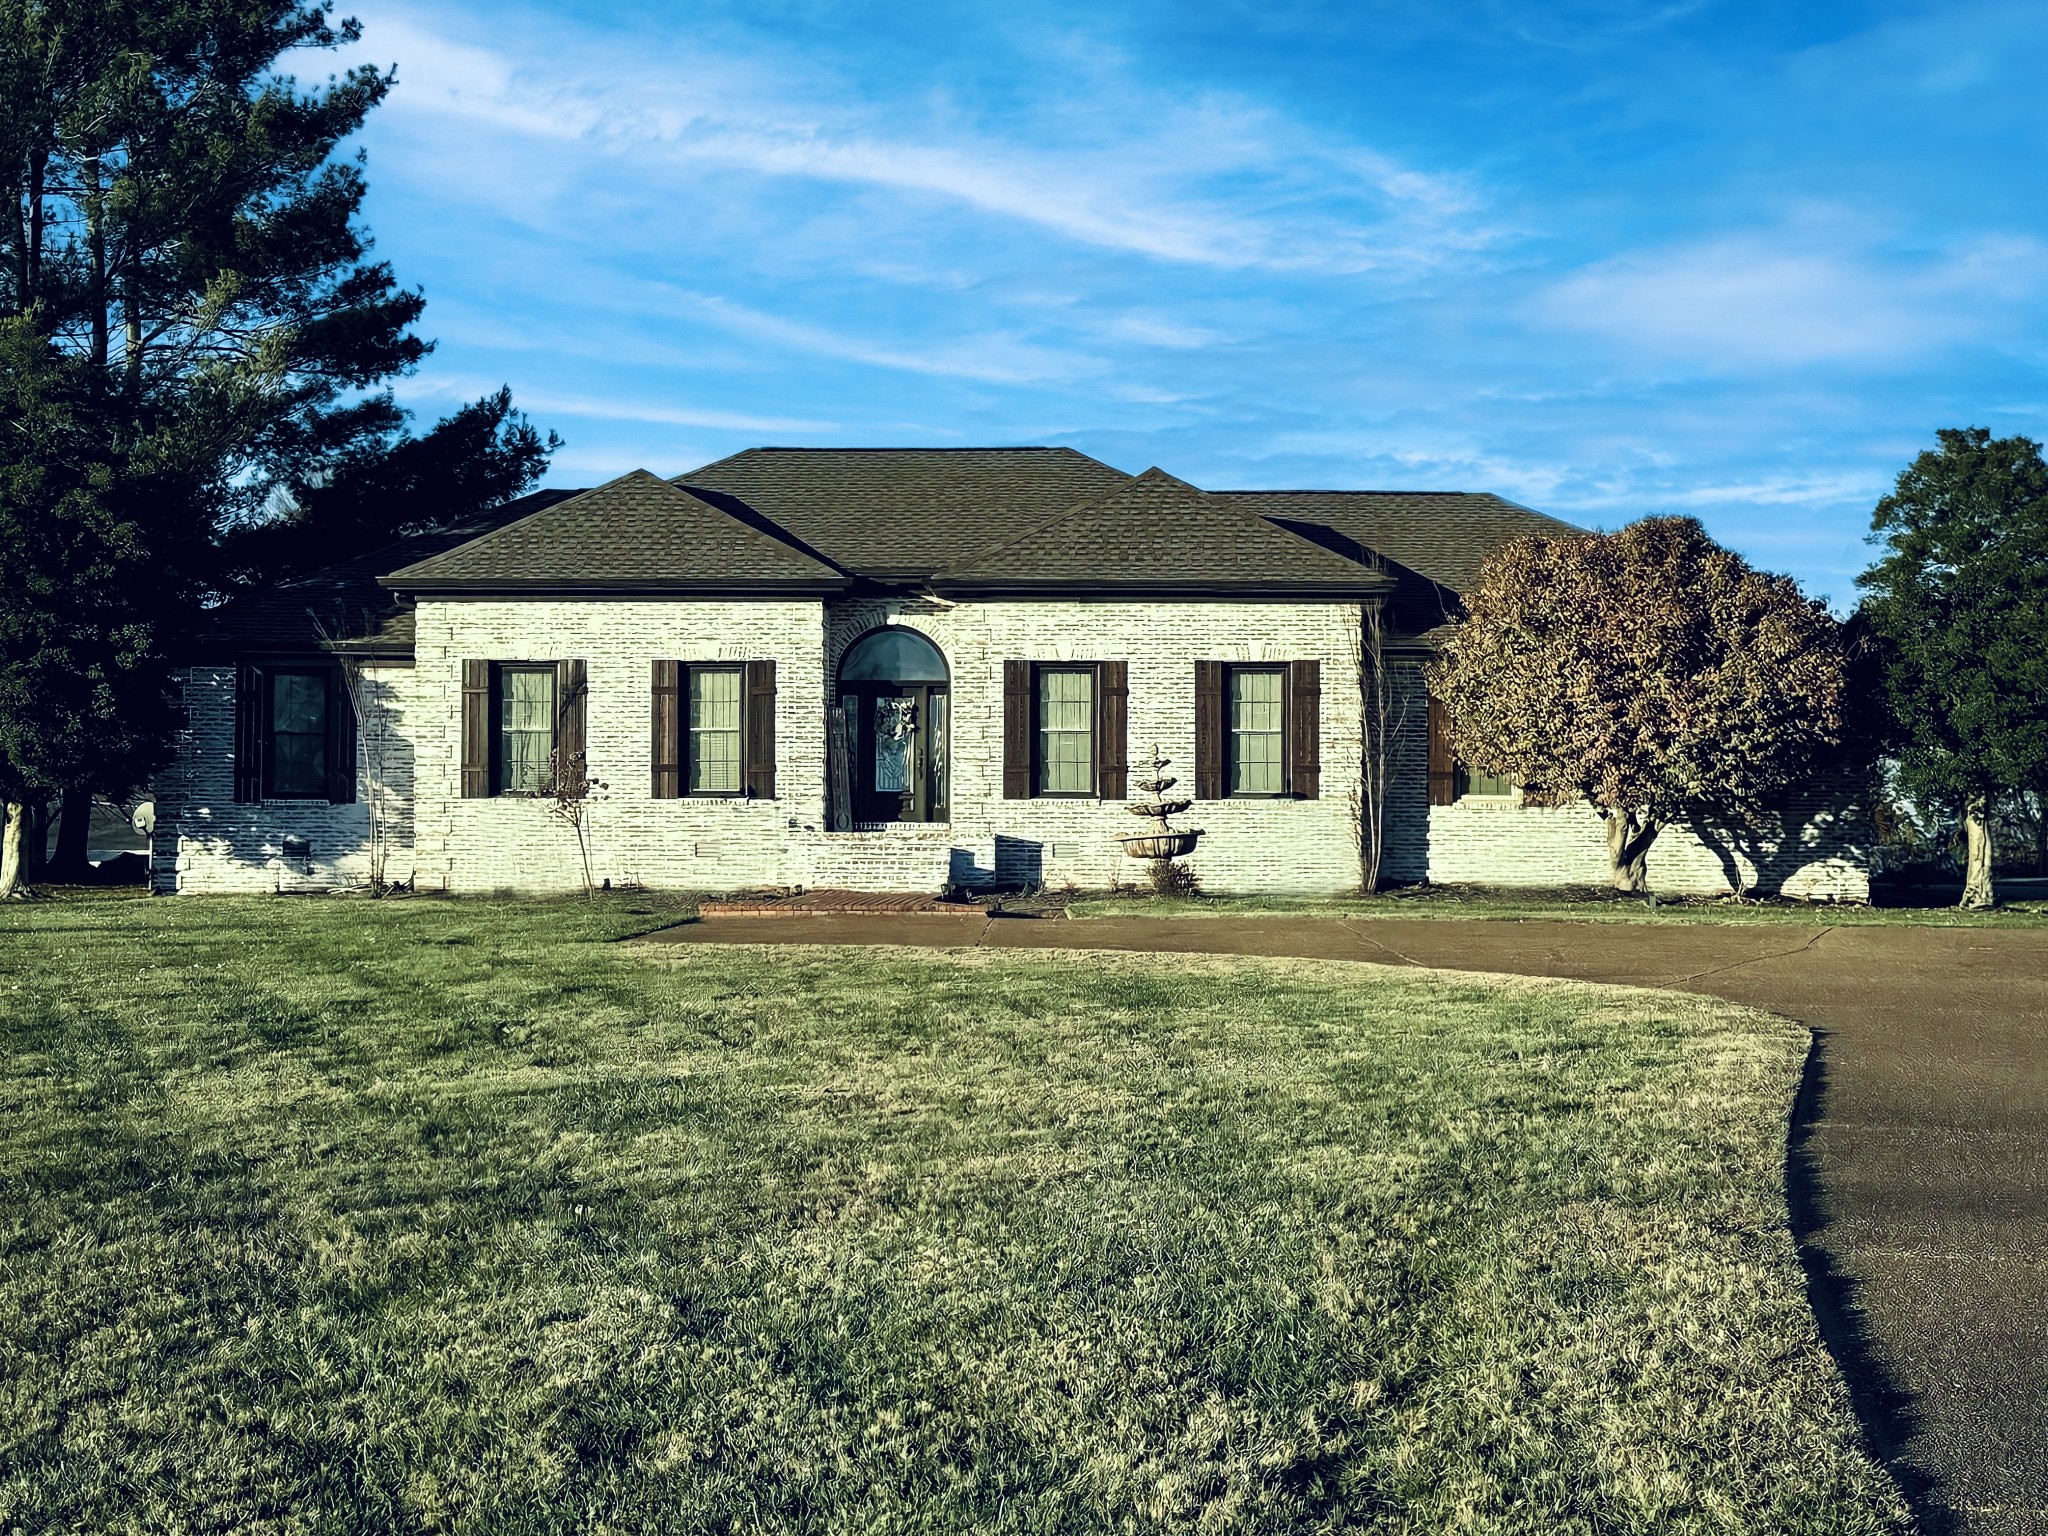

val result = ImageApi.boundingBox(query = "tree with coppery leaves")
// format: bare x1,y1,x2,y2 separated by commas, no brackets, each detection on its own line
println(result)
1427,516,1853,893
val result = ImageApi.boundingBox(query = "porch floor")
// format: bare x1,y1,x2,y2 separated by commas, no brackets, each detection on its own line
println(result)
695,889,985,917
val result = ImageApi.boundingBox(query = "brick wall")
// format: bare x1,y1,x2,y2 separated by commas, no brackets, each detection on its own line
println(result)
1423,773,1872,901
408,599,829,893
159,596,1871,901
152,662,421,894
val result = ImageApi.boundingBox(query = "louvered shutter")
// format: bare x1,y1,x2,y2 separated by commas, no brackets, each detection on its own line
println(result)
460,660,491,798
232,663,264,803
651,660,682,798
1427,696,1457,806
325,668,357,804
1288,660,1320,800
1193,661,1224,800
745,660,777,799
555,659,588,793
1002,659,1031,799
1098,661,1128,800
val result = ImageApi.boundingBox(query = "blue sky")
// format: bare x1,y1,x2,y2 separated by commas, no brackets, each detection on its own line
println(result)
339,0,2048,606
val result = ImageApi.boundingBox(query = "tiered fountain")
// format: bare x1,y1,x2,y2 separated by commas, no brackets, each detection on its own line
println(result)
1116,745,1204,894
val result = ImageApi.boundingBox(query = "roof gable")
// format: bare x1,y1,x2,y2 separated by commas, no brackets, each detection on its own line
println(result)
932,467,1391,596
382,469,846,593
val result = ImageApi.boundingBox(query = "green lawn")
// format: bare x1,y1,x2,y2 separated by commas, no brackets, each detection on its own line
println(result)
1,895,1907,1534
1067,887,2048,926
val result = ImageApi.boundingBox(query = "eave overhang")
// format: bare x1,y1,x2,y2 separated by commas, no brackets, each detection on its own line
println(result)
377,576,852,598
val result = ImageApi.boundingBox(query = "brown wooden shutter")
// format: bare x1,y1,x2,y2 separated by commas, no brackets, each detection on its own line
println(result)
555,658,588,792
1288,659,1320,800
745,659,777,799
460,660,491,798
1194,660,1225,800
232,662,264,803
1003,659,1031,799
651,660,681,798
1098,661,1128,800
1427,695,1457,806
324,668,357,805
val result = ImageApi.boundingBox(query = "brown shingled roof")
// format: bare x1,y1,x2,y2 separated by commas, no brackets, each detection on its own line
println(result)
677,446,1132,577
382,469,847,592
933,467,1392,596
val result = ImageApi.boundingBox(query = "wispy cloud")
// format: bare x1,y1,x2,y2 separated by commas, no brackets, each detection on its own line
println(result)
401,375,833,433
1538,225,2047,368
359,9,1500,276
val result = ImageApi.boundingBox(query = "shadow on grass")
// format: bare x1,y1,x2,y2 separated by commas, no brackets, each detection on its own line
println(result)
1788,1034,1950,1533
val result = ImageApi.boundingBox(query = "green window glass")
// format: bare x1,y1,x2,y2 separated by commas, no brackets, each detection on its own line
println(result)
1229,668,1286,795
1457,766,1516,799
1036,667,1095,795
268,670,329,798
497,666,555,794
689,667,743,793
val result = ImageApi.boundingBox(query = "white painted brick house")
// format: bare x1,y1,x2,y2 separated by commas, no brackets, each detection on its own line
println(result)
153,448,1870,900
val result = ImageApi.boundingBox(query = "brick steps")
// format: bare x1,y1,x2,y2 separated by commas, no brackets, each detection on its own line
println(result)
697,889,986,917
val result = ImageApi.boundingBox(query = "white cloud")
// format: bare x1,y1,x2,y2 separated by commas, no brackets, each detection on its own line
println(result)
399,375,834,433
1538,227,2047,367
357,8,1499,276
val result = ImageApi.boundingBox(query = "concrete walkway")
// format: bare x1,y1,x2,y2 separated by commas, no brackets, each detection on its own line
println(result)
645,913,2048,1536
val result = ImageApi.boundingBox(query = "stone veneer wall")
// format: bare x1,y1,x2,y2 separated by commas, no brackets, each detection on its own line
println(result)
153,662,422,894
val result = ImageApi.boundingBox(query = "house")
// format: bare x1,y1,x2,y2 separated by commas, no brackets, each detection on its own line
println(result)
151,447,1870,899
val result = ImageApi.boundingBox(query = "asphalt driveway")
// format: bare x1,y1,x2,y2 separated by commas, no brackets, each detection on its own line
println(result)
646,913,2048,1535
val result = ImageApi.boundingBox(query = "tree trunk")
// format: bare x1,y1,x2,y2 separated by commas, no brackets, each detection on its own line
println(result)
1961,794,1996,910
1605,809,1661,893
0,803,24,900
49,785,94,880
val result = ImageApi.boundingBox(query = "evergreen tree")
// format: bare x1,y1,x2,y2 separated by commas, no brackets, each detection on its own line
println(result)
0,1,555,880
1856,428,2048,909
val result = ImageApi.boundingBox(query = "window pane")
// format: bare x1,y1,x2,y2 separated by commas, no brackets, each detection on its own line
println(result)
689,668,742,793
872,696,914,793
270,672,328,797
1230,670,1285,795
926,692,948,810
839,628,948,683
499,667,555,794
1038,668,1094,794
1461,767,1516,799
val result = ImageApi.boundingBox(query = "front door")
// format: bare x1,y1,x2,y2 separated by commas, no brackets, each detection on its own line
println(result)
845,683,948,824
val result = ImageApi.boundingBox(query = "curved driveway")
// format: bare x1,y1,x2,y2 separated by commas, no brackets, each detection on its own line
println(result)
647,913,2048,1535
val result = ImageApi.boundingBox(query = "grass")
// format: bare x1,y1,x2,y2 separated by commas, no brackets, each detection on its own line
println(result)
1067,885,2048,926
1,894,1907,1534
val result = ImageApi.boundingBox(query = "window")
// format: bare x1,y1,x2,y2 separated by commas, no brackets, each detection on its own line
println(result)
1456,765,1516,800
687,665,744,794
1035,666,1096,795
496,665,556,795
266,669,331,799
1227,667,1287,796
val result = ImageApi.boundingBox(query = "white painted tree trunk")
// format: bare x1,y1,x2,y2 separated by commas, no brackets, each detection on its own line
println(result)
1605,809,1660,893
1961,794,1995,910
0,802,24,900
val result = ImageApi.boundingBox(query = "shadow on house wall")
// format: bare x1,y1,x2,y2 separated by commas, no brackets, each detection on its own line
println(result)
1691,784,1873,898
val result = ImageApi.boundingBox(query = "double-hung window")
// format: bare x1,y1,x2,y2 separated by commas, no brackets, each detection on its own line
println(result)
686,665,744,795
1226,665,1287,796
266,669,332,799
1035,666,1097,796
496,664,557,795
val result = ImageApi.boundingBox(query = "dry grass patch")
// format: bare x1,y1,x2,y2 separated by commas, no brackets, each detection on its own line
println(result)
0,895,1906,1533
